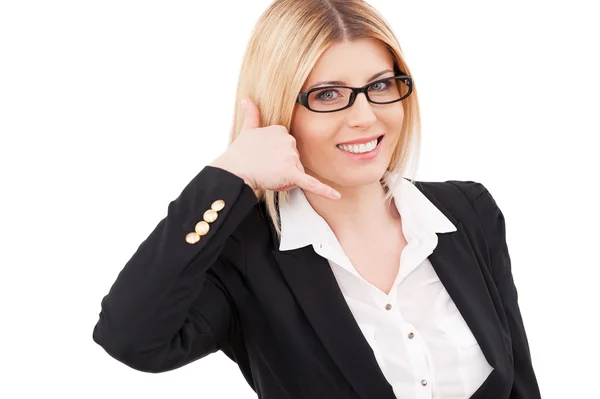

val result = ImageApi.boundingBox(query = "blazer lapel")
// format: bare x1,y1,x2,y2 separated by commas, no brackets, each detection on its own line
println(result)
271,243,397,399
428,221,505,370
417,185,510,374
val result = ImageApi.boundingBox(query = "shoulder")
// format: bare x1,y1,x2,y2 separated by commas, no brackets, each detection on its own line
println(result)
410,178,489,203
413,178,506,260
411,178,499,218
404,179,479,223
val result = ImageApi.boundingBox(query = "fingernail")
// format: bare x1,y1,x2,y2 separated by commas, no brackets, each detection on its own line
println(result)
332,190,341,199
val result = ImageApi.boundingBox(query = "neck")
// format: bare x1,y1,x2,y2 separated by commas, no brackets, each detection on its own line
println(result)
302,175,400,237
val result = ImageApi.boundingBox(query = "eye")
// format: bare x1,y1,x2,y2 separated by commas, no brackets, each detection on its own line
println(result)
315,89,341,101
369,79,391,91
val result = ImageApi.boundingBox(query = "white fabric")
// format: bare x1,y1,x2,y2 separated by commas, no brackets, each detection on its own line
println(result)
278,171,493,399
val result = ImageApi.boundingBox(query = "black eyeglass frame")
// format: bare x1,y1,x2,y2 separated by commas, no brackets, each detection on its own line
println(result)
296,74,413,113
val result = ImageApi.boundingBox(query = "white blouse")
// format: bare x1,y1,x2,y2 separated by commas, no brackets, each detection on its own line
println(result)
278,172,493,399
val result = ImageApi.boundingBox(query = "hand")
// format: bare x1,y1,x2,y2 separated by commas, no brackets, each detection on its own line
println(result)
210,98,341,200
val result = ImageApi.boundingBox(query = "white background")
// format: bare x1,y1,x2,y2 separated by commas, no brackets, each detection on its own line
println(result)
1,0,598,398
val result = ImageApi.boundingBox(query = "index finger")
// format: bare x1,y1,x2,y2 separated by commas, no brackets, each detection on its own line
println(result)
293,171,341,200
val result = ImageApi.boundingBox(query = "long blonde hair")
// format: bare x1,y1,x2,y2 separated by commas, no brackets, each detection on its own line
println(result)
228,0,421,238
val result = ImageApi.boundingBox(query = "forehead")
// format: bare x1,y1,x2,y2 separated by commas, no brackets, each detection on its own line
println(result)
304,38,395,89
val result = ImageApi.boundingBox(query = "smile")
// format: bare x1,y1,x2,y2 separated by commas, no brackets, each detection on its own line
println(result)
336,135,383,154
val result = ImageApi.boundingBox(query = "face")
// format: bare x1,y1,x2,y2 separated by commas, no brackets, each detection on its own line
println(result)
290,38,405,190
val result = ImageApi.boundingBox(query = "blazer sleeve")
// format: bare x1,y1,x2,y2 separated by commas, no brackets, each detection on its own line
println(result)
92,165,257,373
469,183,541,399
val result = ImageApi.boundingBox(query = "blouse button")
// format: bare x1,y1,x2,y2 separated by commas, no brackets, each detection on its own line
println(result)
385,304,392,311
408,332,415,339
421,379,428,386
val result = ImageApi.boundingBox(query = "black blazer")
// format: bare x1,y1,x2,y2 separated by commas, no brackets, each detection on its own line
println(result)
92,166,541,399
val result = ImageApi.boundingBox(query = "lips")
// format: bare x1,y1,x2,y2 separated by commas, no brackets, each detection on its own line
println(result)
337,134,384,146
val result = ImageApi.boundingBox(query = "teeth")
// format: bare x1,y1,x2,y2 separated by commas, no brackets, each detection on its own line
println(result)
337,138,378,154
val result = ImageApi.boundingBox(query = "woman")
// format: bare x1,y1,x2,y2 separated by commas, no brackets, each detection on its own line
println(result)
92,0,541,398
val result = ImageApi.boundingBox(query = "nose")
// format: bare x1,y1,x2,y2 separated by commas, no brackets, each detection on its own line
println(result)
347,92,377,127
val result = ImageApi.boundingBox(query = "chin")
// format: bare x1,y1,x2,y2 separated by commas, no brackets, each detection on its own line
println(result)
325,164,388,189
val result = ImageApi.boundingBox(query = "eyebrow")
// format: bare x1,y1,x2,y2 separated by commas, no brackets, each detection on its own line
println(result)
306,69,394,91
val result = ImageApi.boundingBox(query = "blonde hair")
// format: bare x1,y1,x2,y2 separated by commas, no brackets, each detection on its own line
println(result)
228,0,421,238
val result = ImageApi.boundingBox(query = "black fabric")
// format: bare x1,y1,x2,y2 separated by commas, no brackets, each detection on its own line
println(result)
93,166,541,399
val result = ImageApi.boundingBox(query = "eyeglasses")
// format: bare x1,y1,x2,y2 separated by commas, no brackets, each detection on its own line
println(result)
297,74,413,113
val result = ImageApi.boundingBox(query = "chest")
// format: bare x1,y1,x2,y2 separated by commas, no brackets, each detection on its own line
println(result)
338,227,408,295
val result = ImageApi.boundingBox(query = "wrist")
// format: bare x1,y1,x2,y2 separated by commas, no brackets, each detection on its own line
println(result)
209,156,254,189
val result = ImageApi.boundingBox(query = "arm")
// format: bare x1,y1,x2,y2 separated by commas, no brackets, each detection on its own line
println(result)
469,184,541,398
92,165,257,373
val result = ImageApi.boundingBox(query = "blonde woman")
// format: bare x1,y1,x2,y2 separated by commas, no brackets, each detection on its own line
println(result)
92,1,540,398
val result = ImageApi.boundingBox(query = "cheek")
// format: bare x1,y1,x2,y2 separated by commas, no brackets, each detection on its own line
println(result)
295,128,334,163
382,105,405,139
388,103,405,126
291,110,338,157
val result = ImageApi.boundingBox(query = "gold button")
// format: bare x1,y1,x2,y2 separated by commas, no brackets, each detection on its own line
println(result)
195,221,210,236
185,232,201,244
204,209,218,223
211,199,225,212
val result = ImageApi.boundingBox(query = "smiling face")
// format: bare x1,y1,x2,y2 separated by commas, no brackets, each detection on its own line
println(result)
290,38,405,191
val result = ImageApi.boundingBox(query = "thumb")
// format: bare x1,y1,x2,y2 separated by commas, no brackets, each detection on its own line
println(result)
241,97,261,131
